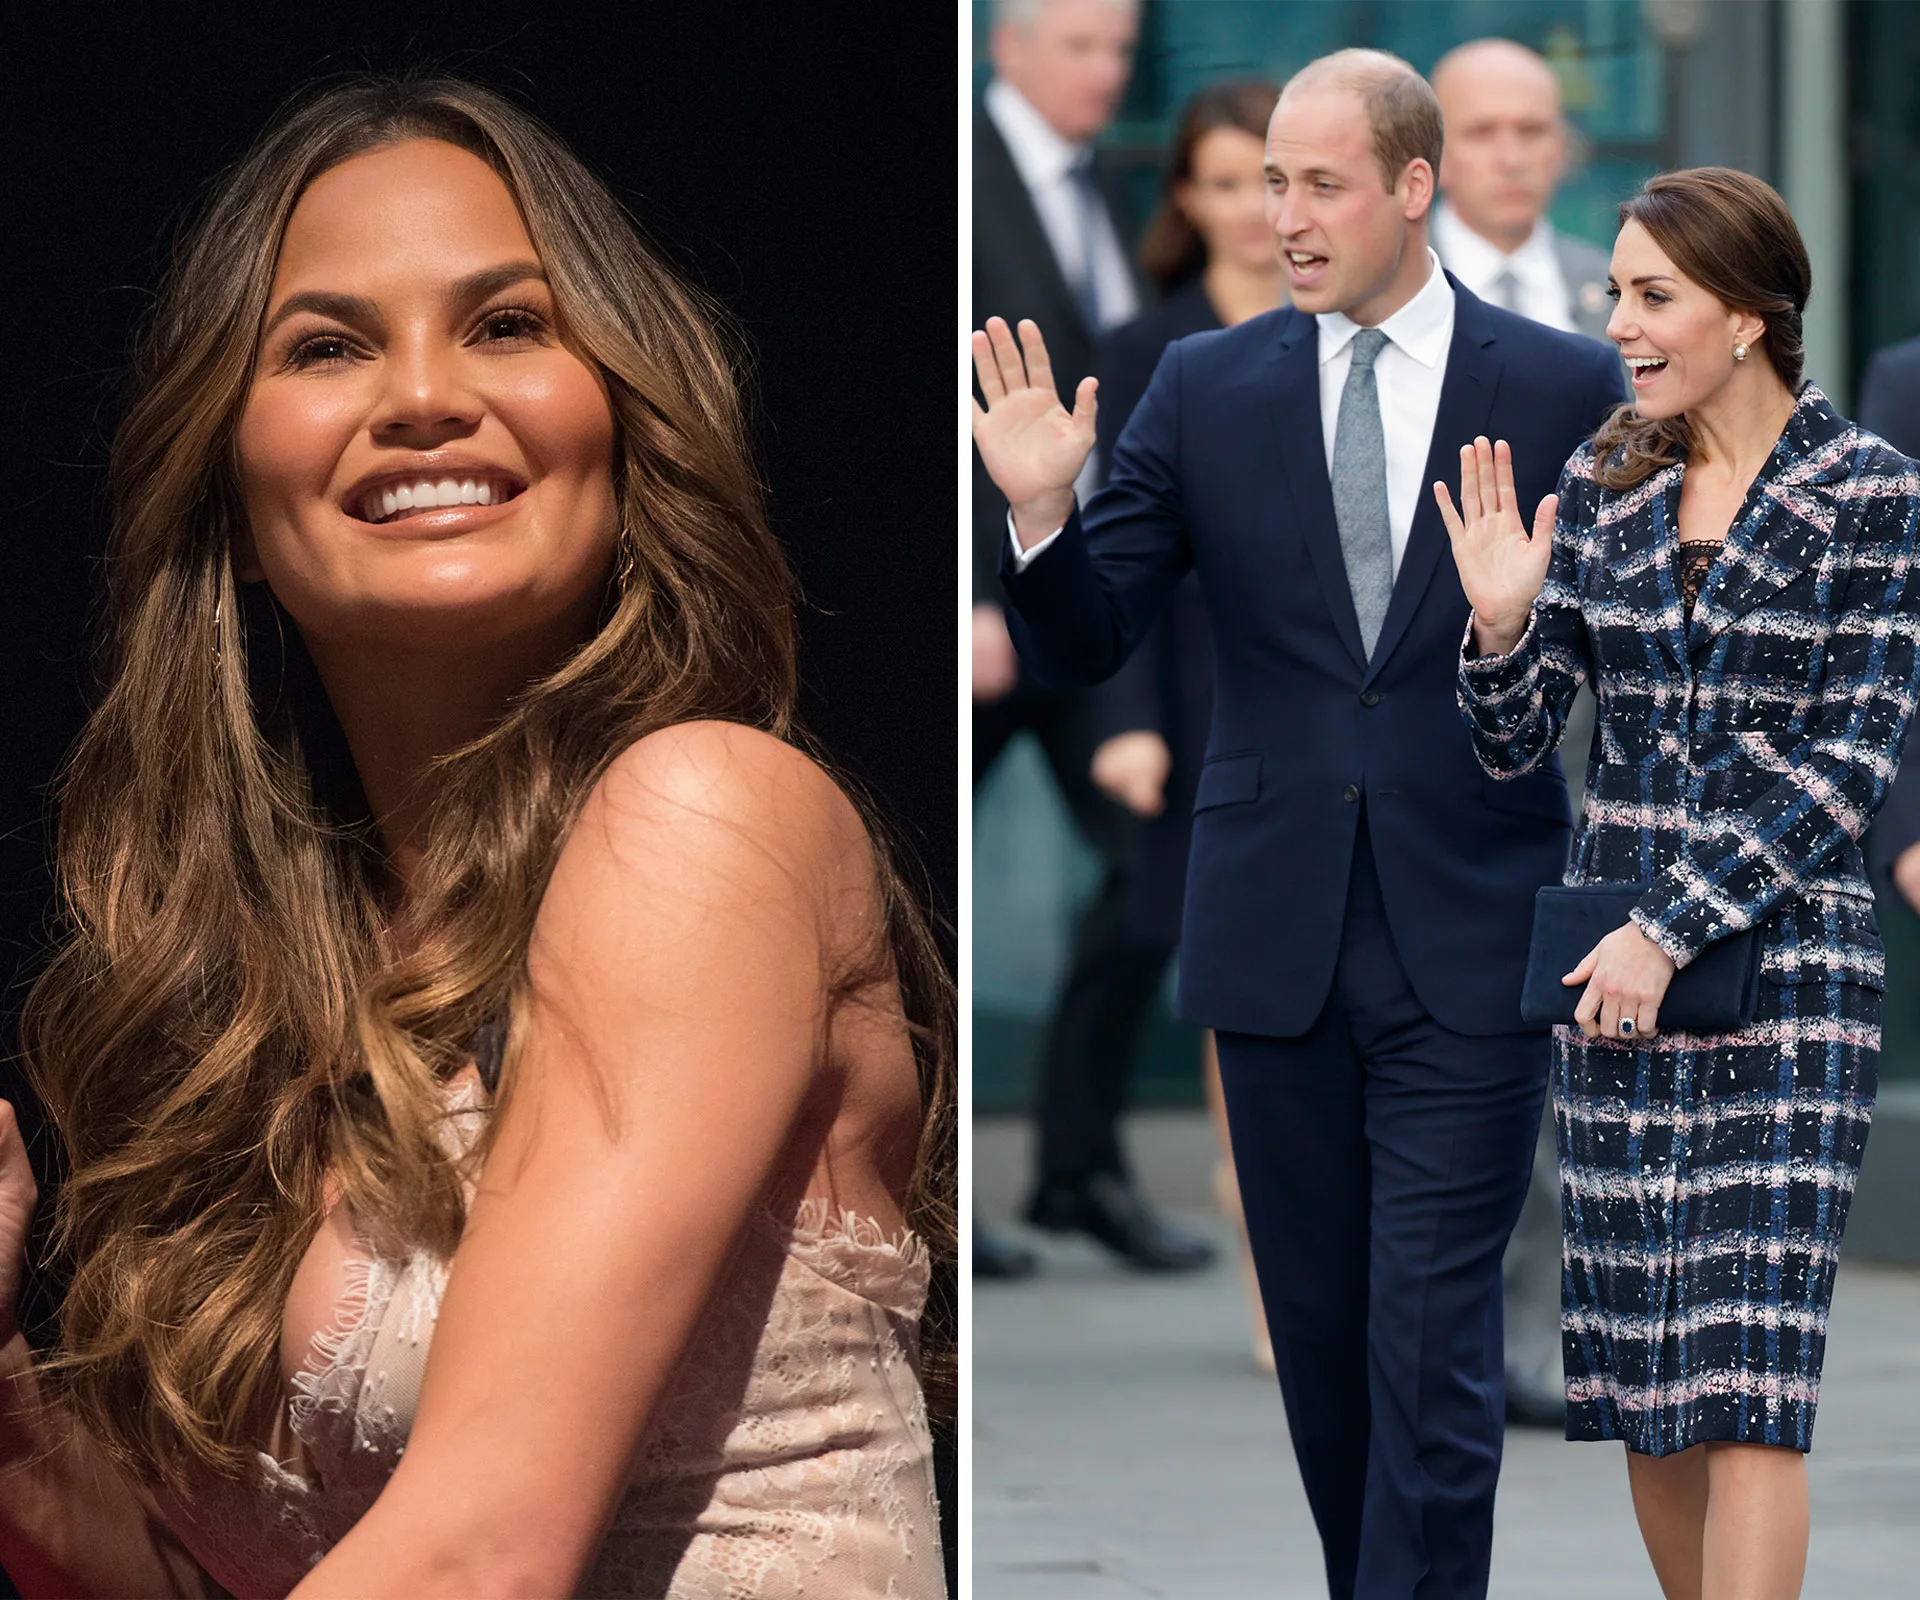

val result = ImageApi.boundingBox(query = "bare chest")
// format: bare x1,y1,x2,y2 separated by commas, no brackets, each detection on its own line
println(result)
1675,470,1748,548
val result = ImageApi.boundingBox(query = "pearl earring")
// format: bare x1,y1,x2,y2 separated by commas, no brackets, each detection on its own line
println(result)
1733,343,1749,362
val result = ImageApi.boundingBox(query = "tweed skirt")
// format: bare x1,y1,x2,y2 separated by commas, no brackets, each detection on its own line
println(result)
1556,969,1879,1456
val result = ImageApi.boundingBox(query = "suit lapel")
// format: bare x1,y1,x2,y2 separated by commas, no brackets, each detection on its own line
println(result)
1595,466,1689,672
1687,388,1851,649
1267,312,1368,672
973,115,1089,350
1365,303,1500,684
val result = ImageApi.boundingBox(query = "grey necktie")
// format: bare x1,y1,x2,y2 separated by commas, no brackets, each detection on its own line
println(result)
1490,267,1521,313
1333,327,1394,659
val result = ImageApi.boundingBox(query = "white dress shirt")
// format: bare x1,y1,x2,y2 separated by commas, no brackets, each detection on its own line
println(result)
1315,249,1455,579
983,79,1140,335
1431,200,1576,334
1009,249,1456,577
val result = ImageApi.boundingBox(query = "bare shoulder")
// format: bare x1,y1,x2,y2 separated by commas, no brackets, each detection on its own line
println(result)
550,721,883,963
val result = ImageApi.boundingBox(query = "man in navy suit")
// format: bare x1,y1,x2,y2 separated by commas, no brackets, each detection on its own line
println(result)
973,49,1623,1598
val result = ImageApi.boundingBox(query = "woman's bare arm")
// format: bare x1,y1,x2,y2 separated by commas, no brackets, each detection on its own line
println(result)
289,720,898,1599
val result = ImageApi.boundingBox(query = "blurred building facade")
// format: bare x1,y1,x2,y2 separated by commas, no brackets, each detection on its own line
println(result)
974,1,1920,1135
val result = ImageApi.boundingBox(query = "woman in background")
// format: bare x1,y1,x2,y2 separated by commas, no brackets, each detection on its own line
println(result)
0,73,951,1599
1087,78,1282,1370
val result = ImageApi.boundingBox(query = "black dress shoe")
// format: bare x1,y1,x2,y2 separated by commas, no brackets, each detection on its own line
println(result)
1023,1173,1218,1272
973,1221,1039,1280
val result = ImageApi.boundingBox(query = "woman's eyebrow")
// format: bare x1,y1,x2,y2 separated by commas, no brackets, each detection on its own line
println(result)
259,263,548,339
262,289,383,339
447,261,548,308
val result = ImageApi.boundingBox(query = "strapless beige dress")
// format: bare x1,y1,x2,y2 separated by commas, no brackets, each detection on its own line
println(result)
154,1087,944,1598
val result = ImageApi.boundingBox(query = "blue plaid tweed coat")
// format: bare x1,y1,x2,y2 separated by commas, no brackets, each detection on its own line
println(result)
1458,384,1920,1454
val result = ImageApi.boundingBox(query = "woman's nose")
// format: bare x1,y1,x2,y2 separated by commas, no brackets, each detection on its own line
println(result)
371,336,482,442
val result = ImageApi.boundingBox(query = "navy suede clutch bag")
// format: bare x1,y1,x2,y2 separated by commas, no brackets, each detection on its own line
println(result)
1520,883,1763,1031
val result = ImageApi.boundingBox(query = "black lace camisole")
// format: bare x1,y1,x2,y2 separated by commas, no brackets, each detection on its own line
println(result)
1676,539,1720,620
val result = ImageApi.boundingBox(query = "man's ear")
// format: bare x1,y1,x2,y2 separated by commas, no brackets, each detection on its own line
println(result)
1401,157,1436,222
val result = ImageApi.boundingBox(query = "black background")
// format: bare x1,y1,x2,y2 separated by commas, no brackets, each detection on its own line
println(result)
0,3,957,1587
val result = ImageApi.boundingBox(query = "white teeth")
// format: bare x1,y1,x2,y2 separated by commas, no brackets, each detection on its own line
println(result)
361,476,514,521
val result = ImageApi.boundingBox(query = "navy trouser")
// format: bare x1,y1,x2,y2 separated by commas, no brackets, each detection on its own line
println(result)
1215,819,1549,1599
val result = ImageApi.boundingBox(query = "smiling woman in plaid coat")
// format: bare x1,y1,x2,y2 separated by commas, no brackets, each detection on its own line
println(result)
1445,168,1920,1596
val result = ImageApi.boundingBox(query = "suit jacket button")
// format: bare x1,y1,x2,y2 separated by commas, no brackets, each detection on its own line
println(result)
1360,690,1381,707
1342,784,1360,803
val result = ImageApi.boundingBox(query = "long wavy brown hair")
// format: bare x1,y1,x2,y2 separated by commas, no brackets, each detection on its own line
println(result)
1591,167,1811,490
21,72,955,1491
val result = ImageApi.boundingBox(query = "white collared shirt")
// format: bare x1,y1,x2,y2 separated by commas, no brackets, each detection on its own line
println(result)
983,78,1140,334
1431,200,1576,334
1316,249,1456,577
1008,249,1456,575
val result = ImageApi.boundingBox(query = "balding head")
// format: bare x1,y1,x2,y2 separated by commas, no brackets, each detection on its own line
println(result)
1430,38,1563,113
1278,49,1443,195
1428,38,1568,250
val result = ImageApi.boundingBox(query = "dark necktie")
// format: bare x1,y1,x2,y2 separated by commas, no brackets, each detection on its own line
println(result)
1065,153,1105,332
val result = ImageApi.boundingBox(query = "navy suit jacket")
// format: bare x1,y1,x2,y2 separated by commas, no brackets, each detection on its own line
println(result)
1855,337,1920,886
1001,276,1626,1038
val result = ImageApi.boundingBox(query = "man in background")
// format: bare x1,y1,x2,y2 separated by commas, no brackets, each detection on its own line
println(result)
1430,38,1612,342
1429,36,1615,1425
973,0,1214,1275
1858,346,1920,912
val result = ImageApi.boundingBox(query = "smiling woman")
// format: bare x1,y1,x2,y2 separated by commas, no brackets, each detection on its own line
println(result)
0,74,952,1600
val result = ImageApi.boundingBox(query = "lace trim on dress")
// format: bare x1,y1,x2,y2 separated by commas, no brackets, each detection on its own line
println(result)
286,1249,402,1484
759,1197,931,1316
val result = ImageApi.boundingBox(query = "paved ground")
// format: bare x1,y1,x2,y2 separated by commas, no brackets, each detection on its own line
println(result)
974,1111,1920,1598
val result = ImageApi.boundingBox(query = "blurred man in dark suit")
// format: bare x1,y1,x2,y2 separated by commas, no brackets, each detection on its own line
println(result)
973,0,1214,1275
1858,341,1920,910
1429,38,1613,342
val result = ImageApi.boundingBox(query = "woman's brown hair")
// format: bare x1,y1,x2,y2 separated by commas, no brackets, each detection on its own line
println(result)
21,71,954,1488
1591,166,1811,489
1136,78,1280,291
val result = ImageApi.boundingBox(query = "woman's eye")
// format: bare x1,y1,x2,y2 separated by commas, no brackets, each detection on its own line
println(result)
1644,291,1667,306
288,334,357,369
477,308,545,343
1605,286,1620,302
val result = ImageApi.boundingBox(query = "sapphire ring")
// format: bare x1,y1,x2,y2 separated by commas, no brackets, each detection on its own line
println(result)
1620,1018,1635,1036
